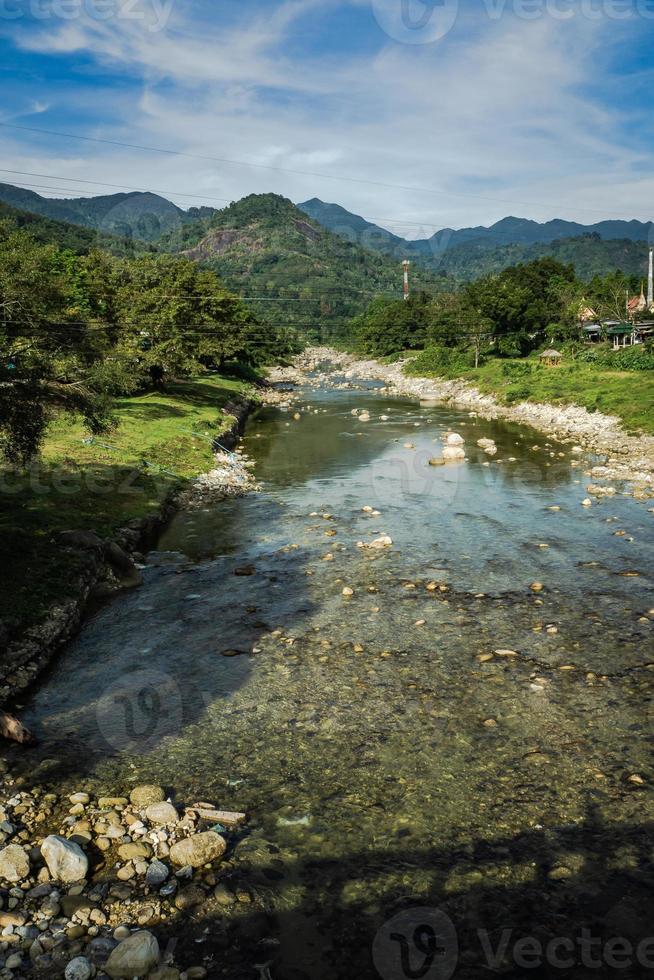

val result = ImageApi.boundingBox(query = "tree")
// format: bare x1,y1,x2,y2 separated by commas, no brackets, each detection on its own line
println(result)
0,225,119,465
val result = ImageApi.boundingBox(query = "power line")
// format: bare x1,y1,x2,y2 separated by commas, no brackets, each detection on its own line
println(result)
0,121,644,219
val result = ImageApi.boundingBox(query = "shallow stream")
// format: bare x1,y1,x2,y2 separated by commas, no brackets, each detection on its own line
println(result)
12,377,654,978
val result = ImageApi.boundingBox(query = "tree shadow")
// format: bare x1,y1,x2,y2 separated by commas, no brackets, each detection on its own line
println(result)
157,807,654,980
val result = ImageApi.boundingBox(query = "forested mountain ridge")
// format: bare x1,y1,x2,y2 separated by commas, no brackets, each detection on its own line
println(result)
161,193,451,341
0,199,155,256
0,183,212,242
431,233,652,281
300,198,654,258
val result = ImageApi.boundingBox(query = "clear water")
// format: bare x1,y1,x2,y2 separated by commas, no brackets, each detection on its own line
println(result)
11,381,654,979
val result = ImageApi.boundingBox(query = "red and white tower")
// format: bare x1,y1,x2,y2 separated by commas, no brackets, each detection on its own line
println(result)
403,259,410,301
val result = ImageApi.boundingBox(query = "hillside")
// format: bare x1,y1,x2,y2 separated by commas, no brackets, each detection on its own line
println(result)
301,197,654,263
163,193,451,340
434,233,651,281
0,184,211,242
0,199,155,256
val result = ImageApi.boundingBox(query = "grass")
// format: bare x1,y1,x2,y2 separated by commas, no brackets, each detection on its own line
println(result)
0,372,257,637
405,351,654,436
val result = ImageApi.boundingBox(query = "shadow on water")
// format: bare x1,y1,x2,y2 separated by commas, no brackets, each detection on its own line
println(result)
129,808,654,980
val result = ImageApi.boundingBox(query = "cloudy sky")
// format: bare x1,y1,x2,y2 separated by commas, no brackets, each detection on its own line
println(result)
1,0,654,238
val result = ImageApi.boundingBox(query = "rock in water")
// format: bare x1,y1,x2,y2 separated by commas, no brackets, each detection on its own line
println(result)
65,957,93,980
169,831,226,868
105,931,160,978
41,836,88,883
0,843,30,882
442,446,465,461
130,785,165,808
144,802,178,825
446,433,465,446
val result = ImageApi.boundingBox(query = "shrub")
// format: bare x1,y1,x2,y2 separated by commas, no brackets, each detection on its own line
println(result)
405,345,477,378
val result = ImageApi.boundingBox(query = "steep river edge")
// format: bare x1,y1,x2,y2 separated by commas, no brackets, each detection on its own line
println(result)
275,347,654,495
0,396,266,717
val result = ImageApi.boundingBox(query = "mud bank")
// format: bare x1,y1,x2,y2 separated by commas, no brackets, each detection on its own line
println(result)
280,348,654,494
0,398,260,711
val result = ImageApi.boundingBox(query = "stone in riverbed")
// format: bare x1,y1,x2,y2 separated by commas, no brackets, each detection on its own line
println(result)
0,843,30,882
144,802,178,826
442,446,465,461
105,930,160,979
169,832,226,868
41,836,88,883
145,860,169,887
118,842,152,861
65,956,93,980
446,433,465,446
130,786,165,808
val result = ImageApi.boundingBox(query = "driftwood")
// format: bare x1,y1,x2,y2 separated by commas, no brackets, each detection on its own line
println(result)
0,711,35,745
187,804,246,828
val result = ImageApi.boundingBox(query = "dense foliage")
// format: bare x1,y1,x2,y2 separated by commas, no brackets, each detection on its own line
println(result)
0,222,292,463
351,256,652,366
161,194,452,342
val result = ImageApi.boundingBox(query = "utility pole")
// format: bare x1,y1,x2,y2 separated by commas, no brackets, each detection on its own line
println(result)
403,259,410,301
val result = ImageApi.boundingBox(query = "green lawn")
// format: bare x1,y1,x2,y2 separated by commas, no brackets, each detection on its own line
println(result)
405,354,654,436
0,373,256,637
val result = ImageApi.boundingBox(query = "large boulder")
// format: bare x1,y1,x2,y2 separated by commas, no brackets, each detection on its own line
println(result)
145,802,178,826
40,836,88,883
105,931,160,978
169,831,226,868
0,843,29,882
446,433,465,447
58,530,103,551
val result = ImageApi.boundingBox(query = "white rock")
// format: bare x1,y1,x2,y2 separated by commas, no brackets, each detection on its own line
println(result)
65,956,93,980
105,930,160,979
40,837,88,883
144,802,178,826
0,844,30,883
442,446,466,461
446,433,465,446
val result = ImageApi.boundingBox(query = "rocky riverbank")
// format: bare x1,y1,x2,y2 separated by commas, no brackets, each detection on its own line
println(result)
0,397,263,716
279,348,654,493
0,779,261,979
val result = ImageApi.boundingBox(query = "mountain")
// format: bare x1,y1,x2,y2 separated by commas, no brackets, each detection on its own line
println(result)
162,193,450,340
434,233,651,281
0,199,154,256
0,184,212,243
298,198,405,254
300,198,654,262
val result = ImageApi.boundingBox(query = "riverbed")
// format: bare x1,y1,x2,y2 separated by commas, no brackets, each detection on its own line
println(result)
9,374,654,978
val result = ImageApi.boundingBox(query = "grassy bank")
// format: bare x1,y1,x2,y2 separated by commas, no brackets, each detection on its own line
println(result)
404,350,654,436
1,372,257,637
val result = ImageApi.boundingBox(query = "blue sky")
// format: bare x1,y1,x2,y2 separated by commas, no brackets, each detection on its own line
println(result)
1,0,654,236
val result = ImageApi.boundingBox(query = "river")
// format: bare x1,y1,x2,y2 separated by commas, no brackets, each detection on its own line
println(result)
10,374,654,979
